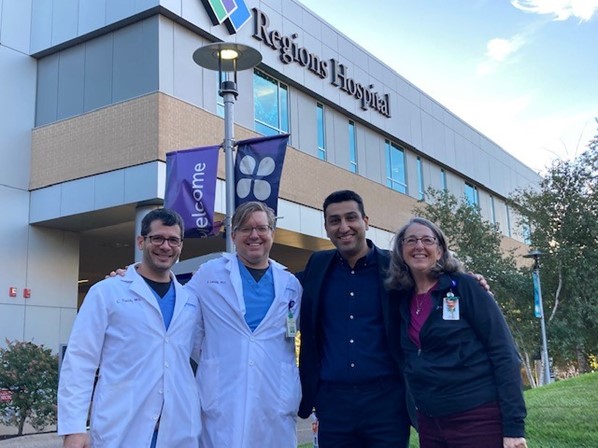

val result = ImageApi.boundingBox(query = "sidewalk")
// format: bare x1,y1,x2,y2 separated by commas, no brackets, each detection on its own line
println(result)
0,423,61,448
0,433,61,448
0,418,314,447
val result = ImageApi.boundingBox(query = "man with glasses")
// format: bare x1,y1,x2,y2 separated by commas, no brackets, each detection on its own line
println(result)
58,208,201,448
185,201,302,447
106,202,302,447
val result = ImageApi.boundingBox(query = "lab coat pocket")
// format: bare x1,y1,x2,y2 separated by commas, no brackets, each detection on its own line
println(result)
278,362,301,416
92,381,133,435
197,358,221,416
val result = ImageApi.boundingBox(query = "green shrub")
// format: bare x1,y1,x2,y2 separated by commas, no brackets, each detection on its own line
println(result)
0,340,59,436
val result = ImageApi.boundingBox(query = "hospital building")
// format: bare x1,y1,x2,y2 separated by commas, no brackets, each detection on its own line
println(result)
0,0,539,352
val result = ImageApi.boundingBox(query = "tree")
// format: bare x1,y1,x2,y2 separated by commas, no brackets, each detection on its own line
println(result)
414,188,539,385
511,120,598,373
0,340,58,436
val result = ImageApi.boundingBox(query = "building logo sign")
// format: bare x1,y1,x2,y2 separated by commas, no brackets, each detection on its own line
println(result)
200,2,391,118
252,9,390,118
201,0,252,34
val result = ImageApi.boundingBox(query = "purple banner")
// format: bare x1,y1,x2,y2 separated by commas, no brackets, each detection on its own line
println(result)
234,134,289,215
165,146,220,238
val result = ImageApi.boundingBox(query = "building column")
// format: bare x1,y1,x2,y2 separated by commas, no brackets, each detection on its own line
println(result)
134,205,159,262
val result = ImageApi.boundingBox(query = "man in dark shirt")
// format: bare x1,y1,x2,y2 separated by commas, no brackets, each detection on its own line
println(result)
298,190,411,447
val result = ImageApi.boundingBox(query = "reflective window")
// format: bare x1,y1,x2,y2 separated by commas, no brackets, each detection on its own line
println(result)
521,222,531,244
317,103,326,160
490,196,497,225
417,157,425,200
440,169,447,191
385,140,407,194
505,204,512,237
349,121,358,173
216,76,224,118
464,182,479,206
254,70,289,136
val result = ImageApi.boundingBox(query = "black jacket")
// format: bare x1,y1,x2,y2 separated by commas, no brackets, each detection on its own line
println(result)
398,272,526,437
297,242,406,419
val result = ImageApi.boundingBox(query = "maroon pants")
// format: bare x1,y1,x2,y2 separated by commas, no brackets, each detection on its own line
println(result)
417,402,503,448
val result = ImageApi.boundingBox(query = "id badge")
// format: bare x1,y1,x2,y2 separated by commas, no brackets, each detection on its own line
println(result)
286,315,297,338
443,292,460,320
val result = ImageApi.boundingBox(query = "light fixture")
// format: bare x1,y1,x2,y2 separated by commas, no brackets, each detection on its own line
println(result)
193,42,262,252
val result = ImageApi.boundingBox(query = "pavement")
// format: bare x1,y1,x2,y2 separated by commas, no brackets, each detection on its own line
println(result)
0,419,315,447
0,423,61,448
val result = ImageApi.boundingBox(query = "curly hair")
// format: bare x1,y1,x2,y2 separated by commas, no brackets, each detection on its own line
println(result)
386,217,464,290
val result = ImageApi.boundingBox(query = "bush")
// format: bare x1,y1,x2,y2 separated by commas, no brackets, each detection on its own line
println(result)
0,340,58,436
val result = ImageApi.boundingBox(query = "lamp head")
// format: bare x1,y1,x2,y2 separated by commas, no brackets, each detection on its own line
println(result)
523,249,545,260
192,42,262,73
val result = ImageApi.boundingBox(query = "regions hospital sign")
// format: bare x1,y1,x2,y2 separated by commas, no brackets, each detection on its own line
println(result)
201,0,391,118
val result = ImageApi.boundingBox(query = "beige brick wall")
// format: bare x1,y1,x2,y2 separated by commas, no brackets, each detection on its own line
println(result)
31,95,160,189
29,93,527,248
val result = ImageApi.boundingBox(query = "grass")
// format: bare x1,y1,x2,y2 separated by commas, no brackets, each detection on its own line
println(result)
298,372,598,448
525,371,598,447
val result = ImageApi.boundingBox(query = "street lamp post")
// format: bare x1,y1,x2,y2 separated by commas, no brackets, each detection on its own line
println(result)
192,43,262,253
524,249,552,385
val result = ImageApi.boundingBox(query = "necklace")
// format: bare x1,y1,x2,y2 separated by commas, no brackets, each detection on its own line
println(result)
415,293,426,315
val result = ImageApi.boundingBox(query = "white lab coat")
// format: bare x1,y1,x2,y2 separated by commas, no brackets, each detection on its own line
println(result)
58,264,202,448
185,253,302,448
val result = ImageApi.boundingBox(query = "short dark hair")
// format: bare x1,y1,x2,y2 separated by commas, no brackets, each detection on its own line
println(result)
140,208,184,238
323,190,366,219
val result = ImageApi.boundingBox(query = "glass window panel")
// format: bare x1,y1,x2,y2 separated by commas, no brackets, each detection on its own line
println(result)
385,140,407,194
464,182,479,206
280,83,289,132
417,157,425,200
254,71,279,129
317,103,326,161
349,120,357,173
253,70,289,136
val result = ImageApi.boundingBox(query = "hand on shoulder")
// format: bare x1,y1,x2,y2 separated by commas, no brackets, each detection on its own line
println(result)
469,272,492,295
104,266,129,279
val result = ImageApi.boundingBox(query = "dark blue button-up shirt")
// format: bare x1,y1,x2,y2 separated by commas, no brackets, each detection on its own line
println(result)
319,244,399,383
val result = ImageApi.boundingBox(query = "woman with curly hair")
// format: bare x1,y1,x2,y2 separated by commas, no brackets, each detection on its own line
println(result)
387,217,527,448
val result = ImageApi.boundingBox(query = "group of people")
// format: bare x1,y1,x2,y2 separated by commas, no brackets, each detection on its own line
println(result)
57,190,527,448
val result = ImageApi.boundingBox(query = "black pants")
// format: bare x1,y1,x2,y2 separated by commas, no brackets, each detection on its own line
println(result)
314,377,411,448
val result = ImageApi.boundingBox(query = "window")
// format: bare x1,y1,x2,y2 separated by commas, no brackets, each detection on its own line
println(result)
254,70,289,136
505,204,512,237
417,157,425,200
490,196,497,225
216,76,224,118
348,120,358,173
440,169,447,191
521,222,532,245
385,140,407,193
317,103,326,161
464,182,479,206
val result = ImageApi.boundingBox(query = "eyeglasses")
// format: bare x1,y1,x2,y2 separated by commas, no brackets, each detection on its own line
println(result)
144,235,183,247
402,236,437,247
235,225,272,236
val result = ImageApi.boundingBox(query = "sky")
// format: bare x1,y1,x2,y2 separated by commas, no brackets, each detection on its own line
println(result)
295,0,598,173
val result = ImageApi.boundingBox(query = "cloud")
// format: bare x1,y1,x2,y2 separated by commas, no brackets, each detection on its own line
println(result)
477,35,525,76
486,36,525,62
511,0,598,22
